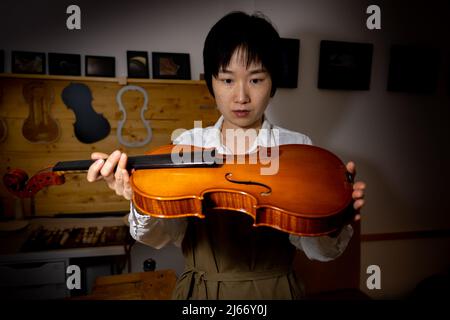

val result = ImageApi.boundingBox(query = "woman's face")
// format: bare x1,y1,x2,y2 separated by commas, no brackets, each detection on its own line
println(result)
212,49,272,131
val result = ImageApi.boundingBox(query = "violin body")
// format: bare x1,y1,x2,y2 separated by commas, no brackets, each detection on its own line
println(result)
131,144,355,237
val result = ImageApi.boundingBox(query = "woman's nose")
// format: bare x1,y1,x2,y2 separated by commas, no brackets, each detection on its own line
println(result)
234,82,250,104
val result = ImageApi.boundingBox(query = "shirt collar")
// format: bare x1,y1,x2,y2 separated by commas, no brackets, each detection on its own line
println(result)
210,113,274,154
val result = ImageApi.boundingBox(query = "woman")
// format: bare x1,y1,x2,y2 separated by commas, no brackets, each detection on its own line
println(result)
87,11,366,299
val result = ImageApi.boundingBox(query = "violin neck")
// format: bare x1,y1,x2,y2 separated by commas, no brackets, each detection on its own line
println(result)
52,150,218,173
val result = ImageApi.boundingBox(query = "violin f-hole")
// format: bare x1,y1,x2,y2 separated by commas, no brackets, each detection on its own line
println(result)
225,172,272,196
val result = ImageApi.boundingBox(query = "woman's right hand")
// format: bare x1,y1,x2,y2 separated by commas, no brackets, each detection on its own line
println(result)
86,150,133,200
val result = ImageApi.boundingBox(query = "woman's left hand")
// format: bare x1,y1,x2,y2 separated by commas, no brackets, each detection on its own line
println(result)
346,161,366,222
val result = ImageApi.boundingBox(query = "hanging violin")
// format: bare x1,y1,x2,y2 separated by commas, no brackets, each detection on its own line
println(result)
22,81,60,143
3,144,355,237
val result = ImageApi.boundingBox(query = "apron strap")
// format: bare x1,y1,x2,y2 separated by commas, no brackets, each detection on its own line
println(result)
176,266,292,299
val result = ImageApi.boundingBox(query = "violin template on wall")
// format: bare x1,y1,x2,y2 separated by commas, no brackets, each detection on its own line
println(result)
116,85,152,148
61,83,111,144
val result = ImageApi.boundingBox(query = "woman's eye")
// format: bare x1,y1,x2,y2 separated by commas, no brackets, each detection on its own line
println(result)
251,78,263,84
222,79,233,84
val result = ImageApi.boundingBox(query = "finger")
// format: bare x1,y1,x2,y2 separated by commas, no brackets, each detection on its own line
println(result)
86,159,105,182
101,150,121,178
353,181,366,190
354,213,361,222
91,152,109,160
352,189,365,200
117,153,128,170
122,169,133,200
346,161,356,175
115,168,124,196
353,199,365,210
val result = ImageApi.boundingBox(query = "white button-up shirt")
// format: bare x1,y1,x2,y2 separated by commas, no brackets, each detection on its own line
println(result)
128,115,353,262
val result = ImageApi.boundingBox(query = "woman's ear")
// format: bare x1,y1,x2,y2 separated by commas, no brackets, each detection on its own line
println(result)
270,88,277,97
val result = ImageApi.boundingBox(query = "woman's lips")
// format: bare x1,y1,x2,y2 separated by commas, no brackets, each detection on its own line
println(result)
232,110,250,118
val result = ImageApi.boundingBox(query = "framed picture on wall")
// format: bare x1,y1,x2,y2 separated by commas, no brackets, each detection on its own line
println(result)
48,53,81,76
318,40,373,90
448,57,450,96
85,55,116,77
152,52,191,80
387,45,440,94
278,38,300,88
12,51,46,74
127,51,149,78
0,50,4,73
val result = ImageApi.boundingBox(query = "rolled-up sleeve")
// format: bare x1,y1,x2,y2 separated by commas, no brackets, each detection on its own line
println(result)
289,224,354,262
128,202,188,249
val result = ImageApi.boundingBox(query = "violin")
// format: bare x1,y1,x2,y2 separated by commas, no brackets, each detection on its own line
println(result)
0,117,7,143
3,144,355,237
22,81,60,143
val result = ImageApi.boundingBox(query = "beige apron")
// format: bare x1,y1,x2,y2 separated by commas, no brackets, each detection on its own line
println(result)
172,209,305,300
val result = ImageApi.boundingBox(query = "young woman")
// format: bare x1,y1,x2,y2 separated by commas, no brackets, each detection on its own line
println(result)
87,11,366,299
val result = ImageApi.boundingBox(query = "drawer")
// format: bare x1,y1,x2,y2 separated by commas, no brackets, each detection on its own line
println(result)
0,283,69,300
0,261,67,287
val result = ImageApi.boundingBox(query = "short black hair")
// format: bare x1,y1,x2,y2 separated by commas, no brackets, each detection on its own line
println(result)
203,11,281,98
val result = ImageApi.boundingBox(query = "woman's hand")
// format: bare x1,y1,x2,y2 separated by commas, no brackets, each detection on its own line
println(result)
346,161,366,222
86,150,133,200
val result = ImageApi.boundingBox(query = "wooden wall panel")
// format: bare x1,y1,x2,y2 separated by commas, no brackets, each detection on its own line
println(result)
0,75,219,217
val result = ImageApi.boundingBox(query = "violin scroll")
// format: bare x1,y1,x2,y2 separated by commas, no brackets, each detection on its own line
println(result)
3,168,65,198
